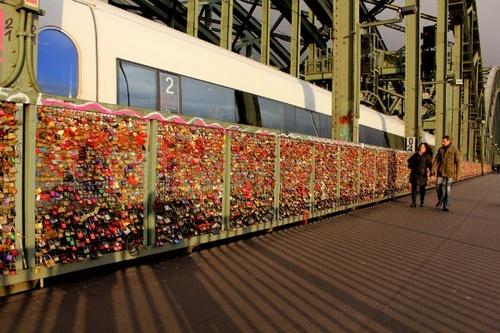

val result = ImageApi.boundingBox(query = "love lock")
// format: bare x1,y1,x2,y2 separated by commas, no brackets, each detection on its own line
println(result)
34,106,147,264
229,132,276,229
43,254,56,268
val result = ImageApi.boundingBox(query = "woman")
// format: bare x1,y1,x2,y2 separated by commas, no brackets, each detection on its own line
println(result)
407,143,433,207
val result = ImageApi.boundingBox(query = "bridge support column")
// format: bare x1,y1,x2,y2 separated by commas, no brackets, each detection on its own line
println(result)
260,0,271,65
452,23,463,151
435,0,448,142
187,0,199,37
220,0,233,49
332,0,359,143
0,1,41,92
469,127,476,162
290,0,300,77
461,79,471,160
404,0,421,149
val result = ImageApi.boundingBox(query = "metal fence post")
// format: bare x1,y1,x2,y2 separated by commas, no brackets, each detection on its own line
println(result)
356,147,361,202
273,136,281,225
373,150,378,200
309,143,316,213
23,103,37,269
336,145,342,207
222,130,232,231
145,120,158,246
14,103,25,272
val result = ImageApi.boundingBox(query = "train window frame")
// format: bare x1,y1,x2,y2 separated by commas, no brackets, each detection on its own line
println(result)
180,76,238,123
37,28,79,98
117,59,159,111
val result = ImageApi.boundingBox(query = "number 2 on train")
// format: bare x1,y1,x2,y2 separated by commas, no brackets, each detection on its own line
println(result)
164,76,175,95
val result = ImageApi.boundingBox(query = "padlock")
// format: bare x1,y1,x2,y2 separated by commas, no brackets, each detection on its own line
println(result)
43,254,56,268
38,239,47,248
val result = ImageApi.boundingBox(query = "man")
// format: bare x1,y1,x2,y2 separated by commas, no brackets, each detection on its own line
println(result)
433,135,461,211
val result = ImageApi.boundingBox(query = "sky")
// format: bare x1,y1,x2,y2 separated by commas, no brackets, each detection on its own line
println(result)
475,0,500,67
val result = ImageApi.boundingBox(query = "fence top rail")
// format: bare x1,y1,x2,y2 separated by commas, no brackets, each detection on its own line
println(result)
1,89,410,152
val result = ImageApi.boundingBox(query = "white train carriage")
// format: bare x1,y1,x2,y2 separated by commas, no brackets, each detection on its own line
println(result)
37,0,435,148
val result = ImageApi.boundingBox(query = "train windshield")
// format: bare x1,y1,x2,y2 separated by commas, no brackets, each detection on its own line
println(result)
37,29,78,98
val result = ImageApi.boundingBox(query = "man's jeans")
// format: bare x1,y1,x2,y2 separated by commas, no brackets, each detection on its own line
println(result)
436,177,453,209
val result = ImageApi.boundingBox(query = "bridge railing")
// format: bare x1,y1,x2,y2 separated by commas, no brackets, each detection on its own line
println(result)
0,96,486,289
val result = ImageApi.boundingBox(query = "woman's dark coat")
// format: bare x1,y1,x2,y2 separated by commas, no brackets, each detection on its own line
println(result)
408,153,433,186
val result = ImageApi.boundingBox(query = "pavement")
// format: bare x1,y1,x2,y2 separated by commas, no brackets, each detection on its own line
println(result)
1,174,500,333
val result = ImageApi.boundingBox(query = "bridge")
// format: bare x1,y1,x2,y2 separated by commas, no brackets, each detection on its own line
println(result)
0,0,499,320
1,174,499,331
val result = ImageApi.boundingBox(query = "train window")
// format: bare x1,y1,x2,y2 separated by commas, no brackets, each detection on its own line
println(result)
296,108,317,136
312,112,321,135
312,111,330,138
259,97,285,130
320,114,332,138
37,29,78,97
117,60,158,110
359,125,389,147
181,77,237,122
284,104,296,133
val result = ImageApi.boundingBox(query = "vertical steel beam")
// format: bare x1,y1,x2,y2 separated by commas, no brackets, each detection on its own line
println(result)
273,136,281,224
309,144,316,213
15,103,25,272
24,104,37,269
446,65,454,138
306,11,316,77
404,0,421,147
290,0,300,77
452,23,463,150
480,121,485,174
332,0,359,143
220,0,233,49
469,127,476,161
335,146,341,204
260,0,271,65
435,0,448,141
145,121,158,246
187,0,199,37
461,79,470,160
222,131,232,231
0,3,40,93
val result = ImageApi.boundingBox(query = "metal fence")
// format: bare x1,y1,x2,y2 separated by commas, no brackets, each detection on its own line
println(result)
0,96,486,289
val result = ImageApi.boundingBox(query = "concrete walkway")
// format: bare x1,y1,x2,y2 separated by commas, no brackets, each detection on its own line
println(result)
1,175,500,333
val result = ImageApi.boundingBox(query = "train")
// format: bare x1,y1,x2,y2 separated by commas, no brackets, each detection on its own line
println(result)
37,0,435,148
